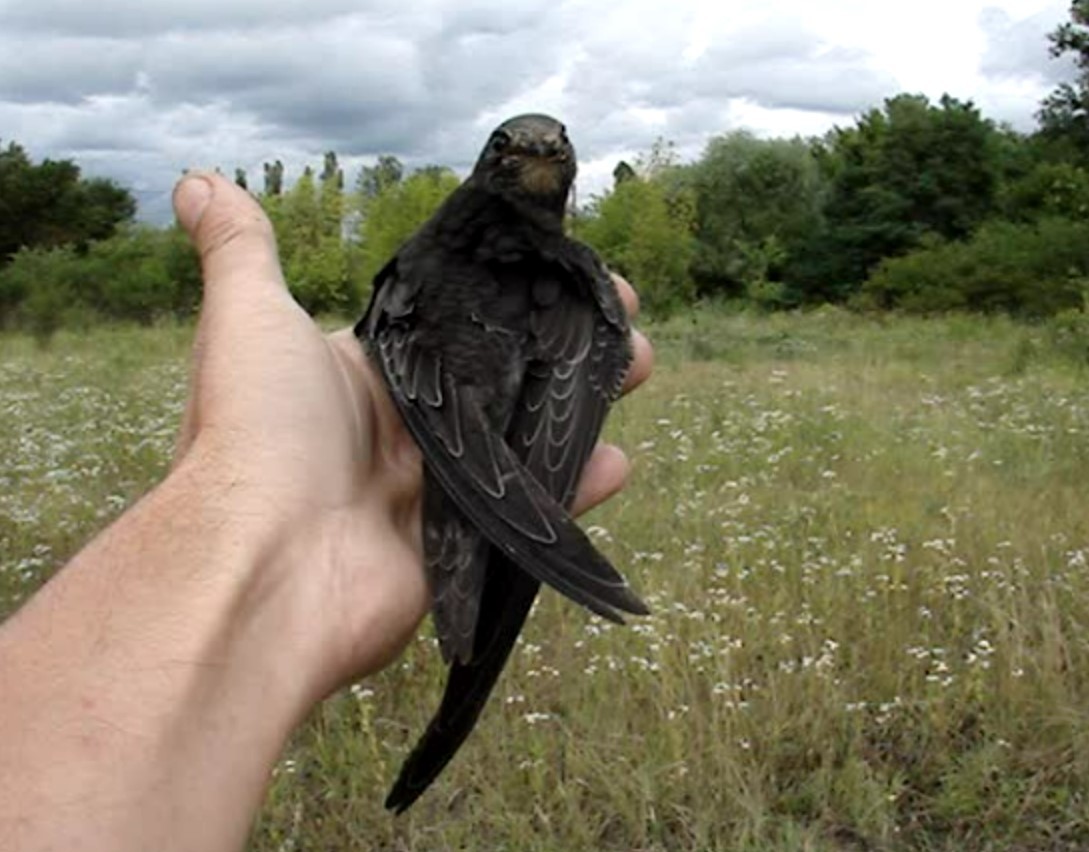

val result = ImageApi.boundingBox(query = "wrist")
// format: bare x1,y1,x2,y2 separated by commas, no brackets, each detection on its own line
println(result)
161,436,325,719
0,440,316,851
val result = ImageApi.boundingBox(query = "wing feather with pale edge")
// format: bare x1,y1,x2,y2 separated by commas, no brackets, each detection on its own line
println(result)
365,266,645,623
362,247,644,814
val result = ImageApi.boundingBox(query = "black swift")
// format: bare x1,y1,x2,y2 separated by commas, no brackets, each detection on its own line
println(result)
355,114,648,813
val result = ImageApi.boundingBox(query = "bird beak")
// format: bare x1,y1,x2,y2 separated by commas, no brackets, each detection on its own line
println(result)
515,153,566,194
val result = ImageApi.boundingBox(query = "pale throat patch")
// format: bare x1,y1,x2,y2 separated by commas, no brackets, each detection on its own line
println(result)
519,158,563,195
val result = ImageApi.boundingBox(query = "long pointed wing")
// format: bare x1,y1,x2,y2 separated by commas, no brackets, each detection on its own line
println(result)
423,476,489,665
363,274,645,621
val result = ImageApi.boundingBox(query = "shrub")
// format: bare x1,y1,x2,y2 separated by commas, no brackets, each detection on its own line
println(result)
0,246,88,342
861,218,1089,316
0,226,201,336
576,176,696,317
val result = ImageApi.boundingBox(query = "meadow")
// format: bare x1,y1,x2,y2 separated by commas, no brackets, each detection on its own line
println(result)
3,308,1089,850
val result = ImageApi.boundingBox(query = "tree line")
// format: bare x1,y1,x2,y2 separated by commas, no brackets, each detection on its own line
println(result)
4,1,1089,339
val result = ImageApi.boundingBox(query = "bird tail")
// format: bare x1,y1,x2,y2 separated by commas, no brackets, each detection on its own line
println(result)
385,560,540,813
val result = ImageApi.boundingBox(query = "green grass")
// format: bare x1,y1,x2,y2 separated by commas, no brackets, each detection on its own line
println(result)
4,309,1089,850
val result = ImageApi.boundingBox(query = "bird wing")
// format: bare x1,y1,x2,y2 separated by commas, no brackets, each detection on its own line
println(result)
380,256,638,813
423,475,489,665
362,260,646,624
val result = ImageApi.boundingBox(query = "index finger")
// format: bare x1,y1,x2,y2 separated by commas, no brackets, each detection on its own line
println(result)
610,273,652,394
612,272,640,319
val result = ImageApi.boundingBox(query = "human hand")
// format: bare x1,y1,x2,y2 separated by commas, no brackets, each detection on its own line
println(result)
171,173,653,704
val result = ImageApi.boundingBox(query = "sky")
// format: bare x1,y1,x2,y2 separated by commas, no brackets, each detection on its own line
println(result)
0,0,1077,222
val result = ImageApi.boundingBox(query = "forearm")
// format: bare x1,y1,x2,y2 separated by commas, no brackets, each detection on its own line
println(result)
0,445,310,852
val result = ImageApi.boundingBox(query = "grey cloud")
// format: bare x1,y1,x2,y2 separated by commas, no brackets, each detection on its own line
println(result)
687,24,896,115
0,35,144,103
980,4,1075,83
565,19,891,135
0,0,396,36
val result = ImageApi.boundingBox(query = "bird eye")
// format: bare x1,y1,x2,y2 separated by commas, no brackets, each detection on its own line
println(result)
490,131,511,153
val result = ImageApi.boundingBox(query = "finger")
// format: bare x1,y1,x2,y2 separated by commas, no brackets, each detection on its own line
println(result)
609,273,652,394
571,443,630,517
611,272,639,319
173,171,289,315
622,329,653,395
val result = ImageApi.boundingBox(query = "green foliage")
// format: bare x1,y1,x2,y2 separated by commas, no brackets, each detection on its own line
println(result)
356,155,404,203
319,152,345,238
1038,0,1089,160
809,95,1001,298
263,160,284,196
283,235,352,316
86,227,190,324
0,141,135,263
1001,160,1089,221
687,131,827,301
576,170,696,317
281,168,320,252
1046,300,1089,364
264,163,355,315
0,226,199,339
0,246,83,343
737,235,790,309
861,218,1089,316
356,168,460,291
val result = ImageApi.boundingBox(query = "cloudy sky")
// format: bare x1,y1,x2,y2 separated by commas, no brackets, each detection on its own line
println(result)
0,0,1076,222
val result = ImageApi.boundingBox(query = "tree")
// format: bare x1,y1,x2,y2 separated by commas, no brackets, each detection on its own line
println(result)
357,155,404,203
263,160,284,196
577,166,696,316
319,152,345,238
1038,1,1089,160
686,131,827,302
804,94,1000,299
1001,160,1089,221
269,165,354,315
281,166,320,253
0,141,135,263
861,217,1089,316
0,225,201,335
612,161,636,187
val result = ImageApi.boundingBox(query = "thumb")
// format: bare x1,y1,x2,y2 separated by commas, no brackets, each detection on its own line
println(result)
173,171,288,312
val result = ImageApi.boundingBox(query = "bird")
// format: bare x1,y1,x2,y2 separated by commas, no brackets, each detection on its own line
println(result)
355,113,649,813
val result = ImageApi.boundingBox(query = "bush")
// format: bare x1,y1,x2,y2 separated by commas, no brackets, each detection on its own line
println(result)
1046,302,1089,365
860,218,1089,316
87,229,176,324
0,244,91,344
0,226,201,337
576,176,696,317
284,235,353,316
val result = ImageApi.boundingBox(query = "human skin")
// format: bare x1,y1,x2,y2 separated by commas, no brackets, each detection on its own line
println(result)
0,173,653,852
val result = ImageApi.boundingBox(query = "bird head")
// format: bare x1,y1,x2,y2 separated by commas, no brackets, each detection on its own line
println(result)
472,114,576,214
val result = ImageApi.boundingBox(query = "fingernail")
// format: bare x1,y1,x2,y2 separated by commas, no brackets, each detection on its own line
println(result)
173,174,214,233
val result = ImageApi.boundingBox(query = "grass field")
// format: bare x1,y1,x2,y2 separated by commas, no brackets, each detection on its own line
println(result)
3,308,1089,850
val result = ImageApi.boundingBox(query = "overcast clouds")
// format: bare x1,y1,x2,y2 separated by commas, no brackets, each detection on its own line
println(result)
0,0,1075,221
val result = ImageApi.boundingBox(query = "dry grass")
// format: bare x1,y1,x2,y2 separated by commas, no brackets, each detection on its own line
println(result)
3,309,1089,850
